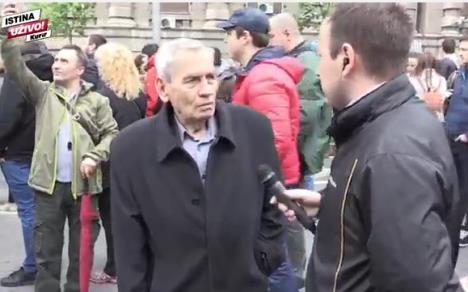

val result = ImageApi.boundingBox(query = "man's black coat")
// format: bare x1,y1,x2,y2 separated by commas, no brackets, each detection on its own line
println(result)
110,101,286,292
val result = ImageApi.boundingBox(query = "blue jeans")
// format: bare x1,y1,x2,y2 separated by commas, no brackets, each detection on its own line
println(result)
0,159,36,273
268,240,299,292
303,174,314,191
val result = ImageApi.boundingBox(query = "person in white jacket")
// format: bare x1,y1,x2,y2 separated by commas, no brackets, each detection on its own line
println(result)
409,52,448,121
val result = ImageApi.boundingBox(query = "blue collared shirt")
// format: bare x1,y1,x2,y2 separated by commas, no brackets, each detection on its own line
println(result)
175,117,217,182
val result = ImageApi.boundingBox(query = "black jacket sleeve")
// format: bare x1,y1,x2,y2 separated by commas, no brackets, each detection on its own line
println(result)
134,93,147,118
438,59,458,81
254,115,286,276
82,58,101,89
0,76,25,150
360,153,462,292
110,140,152,291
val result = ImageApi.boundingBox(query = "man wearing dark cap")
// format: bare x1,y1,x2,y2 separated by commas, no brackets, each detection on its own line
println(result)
0,41,53,287
218,7,303,292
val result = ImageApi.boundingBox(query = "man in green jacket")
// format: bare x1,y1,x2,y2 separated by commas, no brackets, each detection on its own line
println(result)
1,4,118,292
270,12,332,288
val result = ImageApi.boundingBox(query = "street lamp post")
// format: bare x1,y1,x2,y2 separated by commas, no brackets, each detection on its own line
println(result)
152,1,161,43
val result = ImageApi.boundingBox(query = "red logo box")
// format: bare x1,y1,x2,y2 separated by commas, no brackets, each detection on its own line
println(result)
7,19,49,39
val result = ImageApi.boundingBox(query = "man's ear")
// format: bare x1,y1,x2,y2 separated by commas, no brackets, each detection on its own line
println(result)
242,30,252,45
78,65,85,76
341,43,355,77
157,77,169,103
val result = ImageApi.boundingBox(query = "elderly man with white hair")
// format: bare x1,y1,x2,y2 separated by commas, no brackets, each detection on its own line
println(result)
110,38,286,292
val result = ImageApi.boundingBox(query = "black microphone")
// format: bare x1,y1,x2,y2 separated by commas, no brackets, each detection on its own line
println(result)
257,164,316,232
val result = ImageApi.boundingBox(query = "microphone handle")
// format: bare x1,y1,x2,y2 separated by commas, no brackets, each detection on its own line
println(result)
275,191,316,232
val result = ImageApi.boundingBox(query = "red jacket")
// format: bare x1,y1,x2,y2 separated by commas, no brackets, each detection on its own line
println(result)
145,55,160,117
232,47,303,185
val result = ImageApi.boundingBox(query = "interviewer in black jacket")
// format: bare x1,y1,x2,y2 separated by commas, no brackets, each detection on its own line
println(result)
278,4,463,292
0,41,53,287
110,38,285,292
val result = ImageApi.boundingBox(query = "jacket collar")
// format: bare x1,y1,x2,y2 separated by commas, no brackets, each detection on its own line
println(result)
329,74,416,146
154,101,237,162
237,46,286,76
460,64,468,80
288,41,307,56
52,80,95,98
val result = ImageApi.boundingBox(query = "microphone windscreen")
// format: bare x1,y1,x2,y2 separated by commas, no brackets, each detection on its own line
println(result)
257,164,273,183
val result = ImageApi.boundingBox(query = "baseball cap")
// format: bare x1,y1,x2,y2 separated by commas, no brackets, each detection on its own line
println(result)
217,8,270,34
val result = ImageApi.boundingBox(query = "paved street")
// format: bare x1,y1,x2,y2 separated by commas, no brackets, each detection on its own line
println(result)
0,164,468,291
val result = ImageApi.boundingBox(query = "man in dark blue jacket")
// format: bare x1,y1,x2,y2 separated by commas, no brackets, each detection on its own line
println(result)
445,36,468,247
0,41,53,287
438,38,459,80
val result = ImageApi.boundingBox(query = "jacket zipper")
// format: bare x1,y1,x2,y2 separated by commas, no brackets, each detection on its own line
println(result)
56,89,82,199
46,89,68,195
332,158,358,292
71,120,78,199
47,106,67,195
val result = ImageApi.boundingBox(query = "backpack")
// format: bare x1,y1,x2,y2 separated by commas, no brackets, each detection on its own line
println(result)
290,42,332,177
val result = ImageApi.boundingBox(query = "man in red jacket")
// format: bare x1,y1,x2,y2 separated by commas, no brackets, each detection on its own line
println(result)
142,43,161,117
218,7,303,292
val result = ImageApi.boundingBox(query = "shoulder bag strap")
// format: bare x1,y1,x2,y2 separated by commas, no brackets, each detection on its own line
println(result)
55,93,100,144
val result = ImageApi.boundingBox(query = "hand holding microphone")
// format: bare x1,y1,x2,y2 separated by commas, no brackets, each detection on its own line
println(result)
257,164,321,231
274,189,321,221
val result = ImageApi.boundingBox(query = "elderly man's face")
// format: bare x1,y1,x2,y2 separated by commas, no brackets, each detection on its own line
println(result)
161,49,218,124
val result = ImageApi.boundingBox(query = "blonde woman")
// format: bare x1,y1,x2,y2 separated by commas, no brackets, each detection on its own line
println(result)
91,42,147,284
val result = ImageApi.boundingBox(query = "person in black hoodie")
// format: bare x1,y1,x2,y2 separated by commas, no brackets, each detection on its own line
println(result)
0,41,53,287
277,4,463,292
89,42,146,284
82,34,107,89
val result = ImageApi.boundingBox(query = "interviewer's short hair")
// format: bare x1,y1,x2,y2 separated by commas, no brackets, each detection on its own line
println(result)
328,4,413,78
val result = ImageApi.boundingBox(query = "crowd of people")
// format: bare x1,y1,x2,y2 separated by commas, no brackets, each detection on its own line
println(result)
0,2,468,292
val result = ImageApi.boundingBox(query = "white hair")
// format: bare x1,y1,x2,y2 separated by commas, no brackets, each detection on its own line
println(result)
156,38,213,82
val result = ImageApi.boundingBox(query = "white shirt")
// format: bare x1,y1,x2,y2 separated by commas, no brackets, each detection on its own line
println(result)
346,82,386,108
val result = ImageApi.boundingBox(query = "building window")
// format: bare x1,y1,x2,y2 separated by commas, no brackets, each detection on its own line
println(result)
176,19,184,28
160,3,190,14
246,2,283,14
